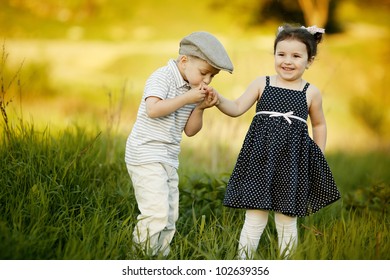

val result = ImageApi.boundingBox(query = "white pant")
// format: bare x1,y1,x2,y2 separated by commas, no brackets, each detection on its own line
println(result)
127,163,179,256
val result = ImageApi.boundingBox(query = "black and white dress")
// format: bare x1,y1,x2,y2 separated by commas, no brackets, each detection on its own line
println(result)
223,76,341,217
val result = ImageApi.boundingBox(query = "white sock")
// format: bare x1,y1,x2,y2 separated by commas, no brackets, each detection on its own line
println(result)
238,210,268,259
275,213,297,258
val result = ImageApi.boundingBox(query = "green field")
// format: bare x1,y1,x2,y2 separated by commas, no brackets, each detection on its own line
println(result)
0,119,389,259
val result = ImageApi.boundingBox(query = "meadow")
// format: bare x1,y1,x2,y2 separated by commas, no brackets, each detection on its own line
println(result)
0,0,389,260
0,111,389,260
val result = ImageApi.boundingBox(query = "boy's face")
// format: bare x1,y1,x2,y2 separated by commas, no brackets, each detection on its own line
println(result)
180,56,220,88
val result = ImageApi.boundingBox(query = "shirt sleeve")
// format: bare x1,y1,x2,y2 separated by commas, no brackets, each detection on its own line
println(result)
143,68,170,100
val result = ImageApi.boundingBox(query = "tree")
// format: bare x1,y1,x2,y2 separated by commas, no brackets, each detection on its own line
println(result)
298,0,330,28
212,0,341,33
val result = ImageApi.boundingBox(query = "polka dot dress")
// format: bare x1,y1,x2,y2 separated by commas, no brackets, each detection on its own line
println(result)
223,76,341,217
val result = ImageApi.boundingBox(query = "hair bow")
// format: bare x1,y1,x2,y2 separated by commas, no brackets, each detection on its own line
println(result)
301,25,325,34
278,25,325,35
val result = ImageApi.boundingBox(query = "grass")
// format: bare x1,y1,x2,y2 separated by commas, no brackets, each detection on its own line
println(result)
0,118,389,260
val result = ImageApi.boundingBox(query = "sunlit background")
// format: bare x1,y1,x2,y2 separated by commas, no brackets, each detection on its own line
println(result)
1,0,389,173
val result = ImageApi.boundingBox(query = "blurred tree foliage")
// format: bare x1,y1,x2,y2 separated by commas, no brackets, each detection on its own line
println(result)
211,0,389,32
211,0,341,32
3,0,122,21
1,0,389,38
4,0,390,22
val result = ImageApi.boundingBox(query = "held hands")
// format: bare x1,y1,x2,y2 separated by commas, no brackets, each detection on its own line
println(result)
183,84,219,136
185,84,219,109
199,85,219,109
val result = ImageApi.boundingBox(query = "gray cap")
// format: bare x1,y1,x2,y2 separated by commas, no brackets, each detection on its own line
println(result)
179,31,234,73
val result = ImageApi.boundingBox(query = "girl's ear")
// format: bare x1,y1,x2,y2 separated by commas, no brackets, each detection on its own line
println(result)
306,56,315,69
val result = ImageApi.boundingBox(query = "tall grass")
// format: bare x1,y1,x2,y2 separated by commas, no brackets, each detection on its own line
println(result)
0,117,389,260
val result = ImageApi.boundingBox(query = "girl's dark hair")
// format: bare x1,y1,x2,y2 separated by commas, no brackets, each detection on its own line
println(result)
274,24,324,59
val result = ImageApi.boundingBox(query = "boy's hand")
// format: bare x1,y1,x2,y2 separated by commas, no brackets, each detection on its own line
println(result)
185,85,207,104
197,85,219,109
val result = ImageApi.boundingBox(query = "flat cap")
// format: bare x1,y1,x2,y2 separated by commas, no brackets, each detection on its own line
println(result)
179,31,233,73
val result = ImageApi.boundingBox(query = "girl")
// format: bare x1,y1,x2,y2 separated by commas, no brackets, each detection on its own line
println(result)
216,24,341,259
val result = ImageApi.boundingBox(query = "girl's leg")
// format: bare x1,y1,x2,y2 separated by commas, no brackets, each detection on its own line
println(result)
274,213,297,258
238,209,269,259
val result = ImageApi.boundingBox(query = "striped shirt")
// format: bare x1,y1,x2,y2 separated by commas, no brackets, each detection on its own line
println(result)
125,59,196,169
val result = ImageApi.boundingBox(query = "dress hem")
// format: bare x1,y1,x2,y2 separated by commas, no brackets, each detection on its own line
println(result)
223,196,341,217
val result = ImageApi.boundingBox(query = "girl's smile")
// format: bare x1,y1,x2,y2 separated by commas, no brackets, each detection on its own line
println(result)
274,39,313,82
281,66,295,71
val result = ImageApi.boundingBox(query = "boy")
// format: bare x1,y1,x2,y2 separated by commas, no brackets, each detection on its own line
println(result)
125,31,233,256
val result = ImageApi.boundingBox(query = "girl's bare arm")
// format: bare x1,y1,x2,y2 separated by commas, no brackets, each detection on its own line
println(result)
216,77,264,117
